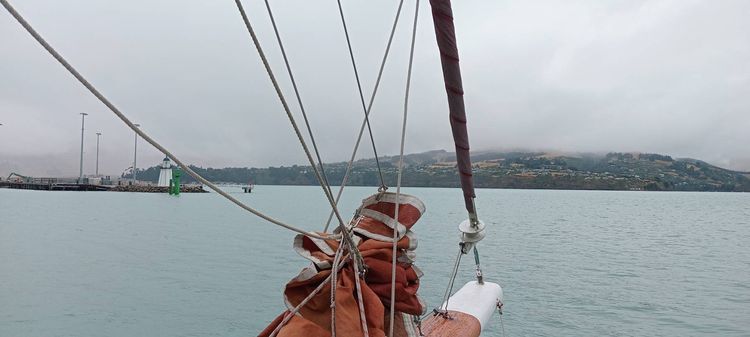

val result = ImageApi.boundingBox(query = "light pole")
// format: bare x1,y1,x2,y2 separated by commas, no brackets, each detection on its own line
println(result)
95,132,102,176
78,113,88,182
133,124,140,183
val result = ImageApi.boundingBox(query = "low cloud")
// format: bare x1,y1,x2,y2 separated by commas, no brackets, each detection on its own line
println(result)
1,0,748,177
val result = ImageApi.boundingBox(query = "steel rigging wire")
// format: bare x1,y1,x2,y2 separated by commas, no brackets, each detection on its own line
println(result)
0,0,334,241
323,0,408,232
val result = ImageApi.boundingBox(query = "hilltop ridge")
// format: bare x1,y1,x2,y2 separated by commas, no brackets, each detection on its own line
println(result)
131,150,750,192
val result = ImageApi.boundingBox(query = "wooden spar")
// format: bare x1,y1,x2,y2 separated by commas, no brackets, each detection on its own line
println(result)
420,311,481,337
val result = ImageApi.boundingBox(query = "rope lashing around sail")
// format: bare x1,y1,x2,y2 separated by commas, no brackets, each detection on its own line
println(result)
351,243,371,337
267,254,351,337
267,216,373,337
232,0,362,254
259,193,426,337
0,0,335,242
329,242,344,337
323,0,407,232
388,0,420,336
343,215,371,337
335,0,387,192
263,0,334,197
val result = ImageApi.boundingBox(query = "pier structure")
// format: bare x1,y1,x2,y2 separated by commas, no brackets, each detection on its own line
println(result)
1,174,110,191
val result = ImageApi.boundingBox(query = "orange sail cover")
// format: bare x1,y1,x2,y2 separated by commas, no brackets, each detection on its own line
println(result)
259,192,427,337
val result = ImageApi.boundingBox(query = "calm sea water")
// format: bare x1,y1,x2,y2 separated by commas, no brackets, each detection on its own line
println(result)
1,186,748,336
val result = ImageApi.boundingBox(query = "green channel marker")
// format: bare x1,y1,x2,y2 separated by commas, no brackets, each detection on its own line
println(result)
170,168,181,196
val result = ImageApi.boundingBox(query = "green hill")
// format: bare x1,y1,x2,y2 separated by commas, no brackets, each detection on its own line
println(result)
128,150,750,192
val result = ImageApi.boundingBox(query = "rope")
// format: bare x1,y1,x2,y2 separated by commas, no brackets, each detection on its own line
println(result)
352,245,370,337
388,1,420,336
233,0,362,253
323,0,407,232
0,0,334,241
335,0,386,191
439,247,463,313
268,255,350,337
329,242,345,337
263,0,334,196
269,216,364,336
347,215,371,337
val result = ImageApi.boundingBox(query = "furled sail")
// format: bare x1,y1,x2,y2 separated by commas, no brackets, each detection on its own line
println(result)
258,193,426,337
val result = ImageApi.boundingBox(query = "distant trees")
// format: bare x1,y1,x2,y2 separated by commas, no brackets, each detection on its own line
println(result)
124,150,750,192
641,153,673,162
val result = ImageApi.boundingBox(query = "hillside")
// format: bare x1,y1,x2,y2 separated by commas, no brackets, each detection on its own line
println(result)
130,150,750,192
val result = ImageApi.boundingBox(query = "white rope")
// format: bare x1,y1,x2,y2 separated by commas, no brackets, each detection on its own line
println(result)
323,0,407,232
329,240,346,337
0,0,335,241
233,0,365,253
267,256,350,337
269,219,363,336
342,215,371,337
388,1,420,336
263,0,334,195
335,0,387,191
352,246,371,337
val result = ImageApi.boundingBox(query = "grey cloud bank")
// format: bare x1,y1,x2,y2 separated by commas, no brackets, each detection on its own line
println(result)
1,0,749,177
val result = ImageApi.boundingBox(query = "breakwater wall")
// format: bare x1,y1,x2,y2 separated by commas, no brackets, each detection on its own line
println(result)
109,185,207,193
0,181,110,191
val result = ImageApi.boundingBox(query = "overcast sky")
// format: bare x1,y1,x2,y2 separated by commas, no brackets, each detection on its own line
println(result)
1,0,749,177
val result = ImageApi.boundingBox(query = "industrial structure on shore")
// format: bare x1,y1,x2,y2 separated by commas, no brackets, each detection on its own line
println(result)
0,157,203,193
0,111,203,193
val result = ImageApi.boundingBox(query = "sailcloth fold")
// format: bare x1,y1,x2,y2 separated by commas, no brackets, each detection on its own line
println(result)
259,192,426,337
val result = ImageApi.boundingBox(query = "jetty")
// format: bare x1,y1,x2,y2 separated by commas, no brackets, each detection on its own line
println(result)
1,173,205,193
110,185,206,193
0,180,110,191
0,181,206,193
1,174,111,191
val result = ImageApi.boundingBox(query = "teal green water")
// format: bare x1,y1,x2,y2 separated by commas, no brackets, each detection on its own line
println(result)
1,186,749,336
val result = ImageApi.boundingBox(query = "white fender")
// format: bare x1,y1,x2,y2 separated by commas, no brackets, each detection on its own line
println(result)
443,281,503,331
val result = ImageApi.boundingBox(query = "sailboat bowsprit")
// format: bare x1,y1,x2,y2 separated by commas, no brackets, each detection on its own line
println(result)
1,0,503,335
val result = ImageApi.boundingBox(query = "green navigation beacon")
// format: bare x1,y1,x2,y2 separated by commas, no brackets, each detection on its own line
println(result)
169,168,181,196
